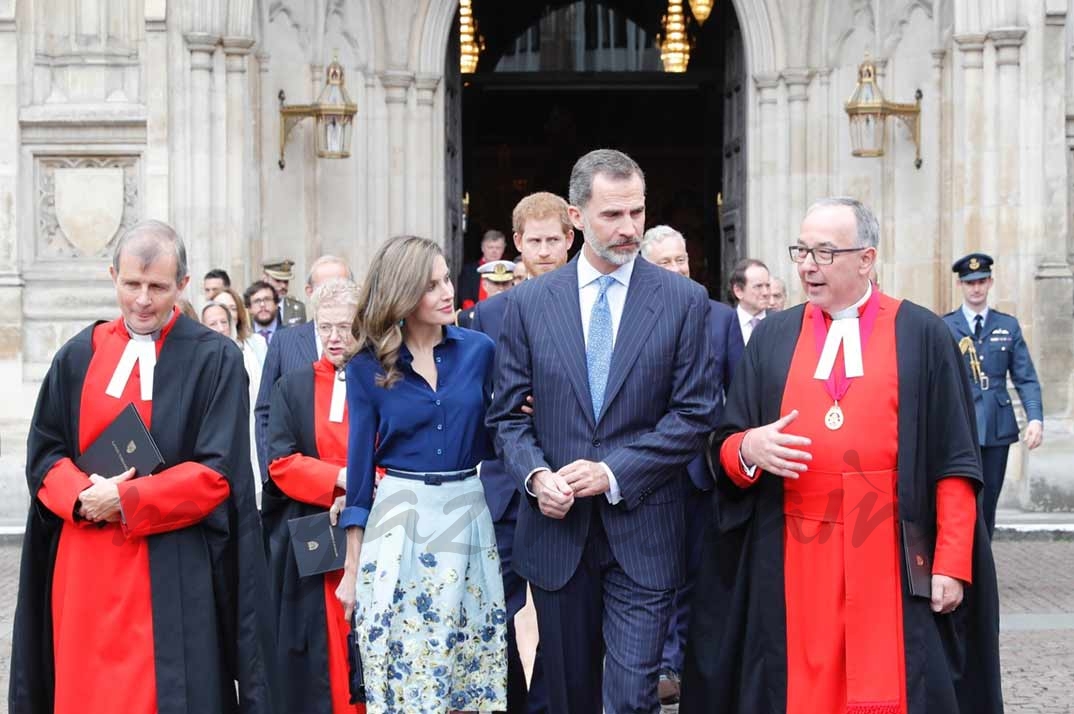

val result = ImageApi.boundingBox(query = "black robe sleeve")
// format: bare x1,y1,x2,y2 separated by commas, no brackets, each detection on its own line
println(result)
894,303,1001,714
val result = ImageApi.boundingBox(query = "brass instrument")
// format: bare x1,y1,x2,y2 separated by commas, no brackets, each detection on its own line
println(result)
958,336,989,390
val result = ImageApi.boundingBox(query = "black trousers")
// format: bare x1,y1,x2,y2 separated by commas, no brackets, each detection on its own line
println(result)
980,445,1010,536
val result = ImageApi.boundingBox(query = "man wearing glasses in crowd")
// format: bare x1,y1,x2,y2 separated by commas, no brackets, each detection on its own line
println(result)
244,281,281,344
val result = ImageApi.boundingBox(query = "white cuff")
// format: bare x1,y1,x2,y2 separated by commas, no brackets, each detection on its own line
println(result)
738,448,758,481
602,462,622,505
525,467,550,498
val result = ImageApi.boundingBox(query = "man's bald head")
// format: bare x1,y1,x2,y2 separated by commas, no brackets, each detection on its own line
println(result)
305,255,354,298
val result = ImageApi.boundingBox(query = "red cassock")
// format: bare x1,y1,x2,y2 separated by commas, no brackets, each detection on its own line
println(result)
721,293,976,714
268,355,365,714
36,314,231,714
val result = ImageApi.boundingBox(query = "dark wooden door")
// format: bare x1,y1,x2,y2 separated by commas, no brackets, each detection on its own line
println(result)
444,12,464,274
719,25,746,299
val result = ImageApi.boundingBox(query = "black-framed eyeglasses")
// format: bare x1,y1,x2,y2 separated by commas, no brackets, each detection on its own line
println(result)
788,245,867,265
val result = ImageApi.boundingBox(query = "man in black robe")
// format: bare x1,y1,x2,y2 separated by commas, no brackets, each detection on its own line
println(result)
680,198,1002,714
10,219,279,714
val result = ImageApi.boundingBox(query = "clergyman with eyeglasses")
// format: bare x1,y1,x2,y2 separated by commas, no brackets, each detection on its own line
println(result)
681,197,1002,714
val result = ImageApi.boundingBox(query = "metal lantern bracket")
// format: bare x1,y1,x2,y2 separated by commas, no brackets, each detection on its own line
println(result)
888,89,923,169
278,90,316,170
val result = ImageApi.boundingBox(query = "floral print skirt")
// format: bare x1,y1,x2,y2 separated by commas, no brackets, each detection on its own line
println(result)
354,474,508,713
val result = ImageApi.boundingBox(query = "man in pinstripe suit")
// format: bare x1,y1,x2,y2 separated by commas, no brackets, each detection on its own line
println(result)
488,149,719,713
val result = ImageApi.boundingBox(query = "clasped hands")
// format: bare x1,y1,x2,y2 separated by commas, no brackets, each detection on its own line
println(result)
532,461,609,519
77,467,136,522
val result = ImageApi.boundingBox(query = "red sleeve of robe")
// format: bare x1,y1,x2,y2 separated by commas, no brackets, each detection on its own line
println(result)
268,453,341,508
932,476,976,584
116,462,230,538
37,458,92,524
719,430,759,488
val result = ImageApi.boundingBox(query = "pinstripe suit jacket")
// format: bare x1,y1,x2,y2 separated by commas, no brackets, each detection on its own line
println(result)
254,321,317,481
488,256,719,591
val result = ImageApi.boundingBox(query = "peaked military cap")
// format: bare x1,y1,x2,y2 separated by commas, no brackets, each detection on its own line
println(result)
262,258,296,281
478,259,516,283
952,252,993,282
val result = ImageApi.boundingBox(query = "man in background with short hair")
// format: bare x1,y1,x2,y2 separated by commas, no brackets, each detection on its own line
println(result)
202,268,231,301
244,281,281,344
729,258,770,345
768,276,787,312
458,229,508,309
262,258,306,326
943,252,1043,535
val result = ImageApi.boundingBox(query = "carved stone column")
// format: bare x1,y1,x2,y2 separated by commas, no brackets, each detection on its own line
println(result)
815,68,833,199
952,35,986,263
185,32,220,294
415,74,441,239
782,69,812,223
382,70,414,236
223,38,255,283
990,28,1027,303
753,73,781,267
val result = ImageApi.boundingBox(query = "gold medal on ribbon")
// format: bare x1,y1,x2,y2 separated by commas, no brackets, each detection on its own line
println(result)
824,402,845,430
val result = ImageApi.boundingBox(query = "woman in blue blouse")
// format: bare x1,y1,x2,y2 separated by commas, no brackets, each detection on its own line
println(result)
336,235,507,714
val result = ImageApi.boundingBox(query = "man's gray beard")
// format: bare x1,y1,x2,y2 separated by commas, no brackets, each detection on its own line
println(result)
585,234,639,267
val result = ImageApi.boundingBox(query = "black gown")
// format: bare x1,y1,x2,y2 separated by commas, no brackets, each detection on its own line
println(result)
10,314,280,714
680,301,1002,714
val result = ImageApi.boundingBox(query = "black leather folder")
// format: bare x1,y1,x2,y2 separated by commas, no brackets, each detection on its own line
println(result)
76,402,164,478
901,519,935,599
287,512,347,577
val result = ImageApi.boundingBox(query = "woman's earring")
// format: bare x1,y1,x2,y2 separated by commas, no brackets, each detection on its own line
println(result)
398,319,404,327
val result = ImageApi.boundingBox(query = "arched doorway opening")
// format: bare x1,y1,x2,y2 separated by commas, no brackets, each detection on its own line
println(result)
453,0,746,297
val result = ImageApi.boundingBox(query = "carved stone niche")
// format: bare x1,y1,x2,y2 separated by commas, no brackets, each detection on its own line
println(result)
35,155,140,262
34,0,143,104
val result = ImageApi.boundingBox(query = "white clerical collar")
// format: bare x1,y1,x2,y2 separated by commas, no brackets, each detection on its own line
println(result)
829,283,873,320
577,250,634,291
814,283,872,381
107,322,160,401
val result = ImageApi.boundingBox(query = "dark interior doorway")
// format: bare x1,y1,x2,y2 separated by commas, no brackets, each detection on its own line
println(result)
458,0,744,298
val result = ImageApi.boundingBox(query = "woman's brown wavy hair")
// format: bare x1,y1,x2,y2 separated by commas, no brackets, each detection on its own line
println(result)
352,235,443,388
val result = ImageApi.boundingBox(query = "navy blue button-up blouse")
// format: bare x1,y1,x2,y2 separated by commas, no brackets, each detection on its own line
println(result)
340,326,496,529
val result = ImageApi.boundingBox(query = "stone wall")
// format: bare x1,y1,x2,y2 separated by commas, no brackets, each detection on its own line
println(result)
0,0,1071,515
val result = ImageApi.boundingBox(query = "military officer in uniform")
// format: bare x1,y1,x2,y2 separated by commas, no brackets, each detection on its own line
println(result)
262,257,307,326
456,259,514,327
943,252,1043,535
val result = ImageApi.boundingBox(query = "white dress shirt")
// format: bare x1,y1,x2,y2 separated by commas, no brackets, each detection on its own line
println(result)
577,251,634,347
736,304,766,345
961,304,989,335
525,251,634,506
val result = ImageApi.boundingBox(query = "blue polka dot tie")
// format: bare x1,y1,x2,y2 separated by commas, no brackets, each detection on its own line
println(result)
587,275,616,419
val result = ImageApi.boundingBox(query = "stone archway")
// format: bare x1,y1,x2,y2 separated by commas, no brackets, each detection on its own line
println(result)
420,0,781,295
